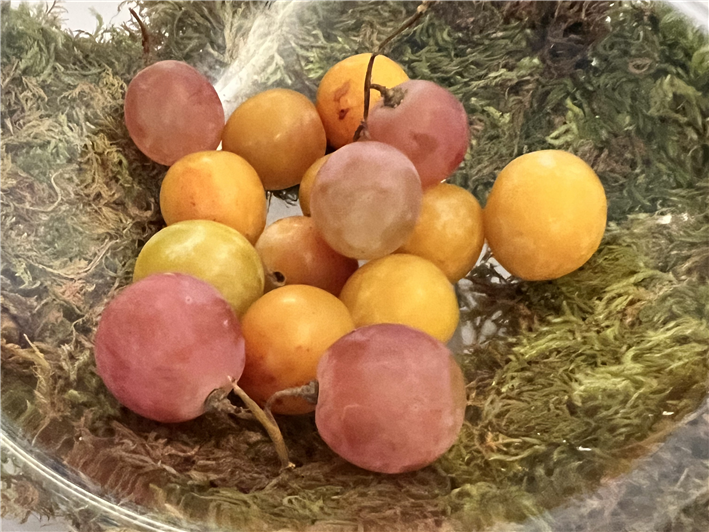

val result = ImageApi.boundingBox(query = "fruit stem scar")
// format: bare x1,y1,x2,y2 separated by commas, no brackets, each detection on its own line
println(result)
229,377,295,470
353,0,437,142
265,270,286,291
372,84,407,108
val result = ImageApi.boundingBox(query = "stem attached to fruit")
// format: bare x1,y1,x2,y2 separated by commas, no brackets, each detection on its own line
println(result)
229,378,295,470
129,8,152,65
370,84,407,108
369,83,391,99
353,0,437,142
264,381,320,419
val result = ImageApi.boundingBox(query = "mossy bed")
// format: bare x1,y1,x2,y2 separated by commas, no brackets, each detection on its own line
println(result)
1,2,708,531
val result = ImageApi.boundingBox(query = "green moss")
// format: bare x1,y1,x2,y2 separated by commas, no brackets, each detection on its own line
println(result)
2,2,708,531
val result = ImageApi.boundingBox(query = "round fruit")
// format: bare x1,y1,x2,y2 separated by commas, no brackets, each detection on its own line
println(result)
239,285,355,415
255,216,358,296
95,273,245,423
339,254,459,343
316,53,409,149
222,89,326,191
299,154,331,216
368,80,470,188
124,60,224,166
310,141,422,260
133,220,264,317
398,183,484,283
483,150,607,281
316,324,467,474
159,151,266,244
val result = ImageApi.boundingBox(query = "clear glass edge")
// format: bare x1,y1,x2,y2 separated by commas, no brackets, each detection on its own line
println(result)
1,1,707,531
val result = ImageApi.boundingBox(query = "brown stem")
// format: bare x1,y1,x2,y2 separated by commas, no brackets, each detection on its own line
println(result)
353,0,437,142
371,84,408,108
369,83,389,95
264,381,320,418
230,378,294,470
352,54,378,142
204,388,254,420
129,8,151,65
375,0,436,55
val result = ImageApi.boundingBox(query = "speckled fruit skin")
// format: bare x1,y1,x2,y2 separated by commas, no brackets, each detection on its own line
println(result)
339,254,459,343
483,150,607,281
315,324,467,474
124,60,224,166
299,154,331,216
368,79,470,189
160,151,266,245
316,53,409,149
238,285,355,415
95,273,245,423
310,141,422,260
398,183,484,283
255,216,358,296
222,89,326,191
133,220,264,317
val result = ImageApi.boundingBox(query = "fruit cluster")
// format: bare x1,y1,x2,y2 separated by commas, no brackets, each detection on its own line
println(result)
96,49,607,474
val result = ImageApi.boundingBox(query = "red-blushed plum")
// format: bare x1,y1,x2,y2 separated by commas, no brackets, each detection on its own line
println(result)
124,60,224,166
368,80,469,189
94,273,245,423
315,324,467,474
310,141,422,260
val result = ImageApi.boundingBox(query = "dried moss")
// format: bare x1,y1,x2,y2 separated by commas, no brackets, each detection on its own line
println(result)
2,2,708,532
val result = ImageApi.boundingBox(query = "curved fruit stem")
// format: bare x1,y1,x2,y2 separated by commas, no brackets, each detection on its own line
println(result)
264,381,320,418
229,378,295,470
353,0,437,142
371,84,407,108
129,8,152,66
369,83,389,95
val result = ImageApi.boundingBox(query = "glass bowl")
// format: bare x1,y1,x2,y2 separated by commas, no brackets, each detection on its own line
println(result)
2,1,708,531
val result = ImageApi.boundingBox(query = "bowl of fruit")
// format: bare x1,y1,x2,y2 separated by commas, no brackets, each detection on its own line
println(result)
2,1,708,531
